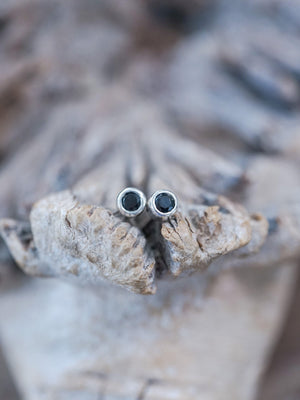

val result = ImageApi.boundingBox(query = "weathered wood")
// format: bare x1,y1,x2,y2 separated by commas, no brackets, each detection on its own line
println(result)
0,0,300,399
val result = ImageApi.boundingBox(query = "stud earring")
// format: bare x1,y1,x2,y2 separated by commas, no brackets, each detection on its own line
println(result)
117,187,147,217
148,190,178,218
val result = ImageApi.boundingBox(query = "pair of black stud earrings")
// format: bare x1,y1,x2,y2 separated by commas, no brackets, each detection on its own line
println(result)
117,188,178,219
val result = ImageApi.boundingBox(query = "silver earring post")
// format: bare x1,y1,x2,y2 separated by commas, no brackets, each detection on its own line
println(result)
148,190,178,219
117,187,146,218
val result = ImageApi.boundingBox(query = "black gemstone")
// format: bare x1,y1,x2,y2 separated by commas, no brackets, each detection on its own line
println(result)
155,192,175,213
122,191,141,212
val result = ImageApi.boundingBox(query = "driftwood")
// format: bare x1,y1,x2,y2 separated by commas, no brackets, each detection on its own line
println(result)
0,0,300,399
0,99,269,293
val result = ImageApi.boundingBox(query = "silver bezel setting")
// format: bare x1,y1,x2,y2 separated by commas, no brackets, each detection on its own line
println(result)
117,187,146,217
148,190,178,218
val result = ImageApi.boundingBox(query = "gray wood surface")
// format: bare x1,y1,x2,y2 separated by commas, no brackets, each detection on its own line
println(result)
0,1,300,399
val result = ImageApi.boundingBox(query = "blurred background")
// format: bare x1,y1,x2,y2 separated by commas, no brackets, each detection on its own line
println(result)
0,0,300,399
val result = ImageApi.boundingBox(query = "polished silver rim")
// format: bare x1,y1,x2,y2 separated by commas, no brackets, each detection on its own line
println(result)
148,190,178,218
117,187,147,217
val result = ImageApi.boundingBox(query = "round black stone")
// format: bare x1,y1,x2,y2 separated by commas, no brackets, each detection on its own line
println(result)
122,191,141,212
155,192,175,214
